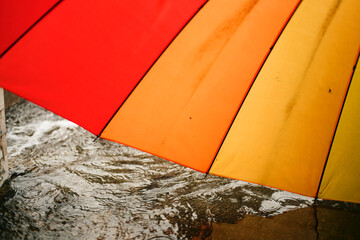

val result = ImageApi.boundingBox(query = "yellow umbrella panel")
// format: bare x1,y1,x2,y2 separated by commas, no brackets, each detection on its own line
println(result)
210,0,360,200
318,55,360,203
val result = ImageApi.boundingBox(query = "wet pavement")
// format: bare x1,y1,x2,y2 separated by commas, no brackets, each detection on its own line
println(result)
0,100,359,239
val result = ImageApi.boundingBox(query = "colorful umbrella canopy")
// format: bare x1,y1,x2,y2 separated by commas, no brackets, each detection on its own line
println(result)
1,0,359,203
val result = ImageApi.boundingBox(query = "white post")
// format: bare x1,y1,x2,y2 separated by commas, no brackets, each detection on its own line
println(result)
0,88,8,187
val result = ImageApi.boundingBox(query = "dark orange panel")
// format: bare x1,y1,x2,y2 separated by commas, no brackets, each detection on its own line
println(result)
102,0,301,172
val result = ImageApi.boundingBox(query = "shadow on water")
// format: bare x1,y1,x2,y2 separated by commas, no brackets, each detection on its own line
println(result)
197,205,360,240
0,100,359,239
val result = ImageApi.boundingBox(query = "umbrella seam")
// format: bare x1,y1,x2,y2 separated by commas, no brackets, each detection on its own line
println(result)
315,49,360,198
0,0,64,58
97,0,210,139
206,0,304,174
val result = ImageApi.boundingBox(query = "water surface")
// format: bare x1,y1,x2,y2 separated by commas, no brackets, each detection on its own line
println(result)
0,101,358,239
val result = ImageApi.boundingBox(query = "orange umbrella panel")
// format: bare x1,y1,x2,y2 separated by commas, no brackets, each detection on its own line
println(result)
101,0,301,172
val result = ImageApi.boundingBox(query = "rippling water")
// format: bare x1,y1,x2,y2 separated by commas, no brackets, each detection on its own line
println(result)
0,100,353,239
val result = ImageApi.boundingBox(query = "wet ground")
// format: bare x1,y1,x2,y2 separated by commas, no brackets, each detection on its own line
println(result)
0,100,359,239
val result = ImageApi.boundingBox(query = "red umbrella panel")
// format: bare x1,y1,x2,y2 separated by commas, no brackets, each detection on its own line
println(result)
1,0,360,203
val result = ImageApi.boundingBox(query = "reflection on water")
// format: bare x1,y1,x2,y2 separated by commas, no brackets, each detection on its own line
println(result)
0,101,359,239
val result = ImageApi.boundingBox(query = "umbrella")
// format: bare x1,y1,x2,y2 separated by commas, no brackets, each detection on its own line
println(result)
1,0,359,203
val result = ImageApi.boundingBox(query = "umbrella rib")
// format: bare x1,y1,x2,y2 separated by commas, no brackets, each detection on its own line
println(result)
97,0,210,139
314,49,360,198
0,0,63,58
206,0,304,174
